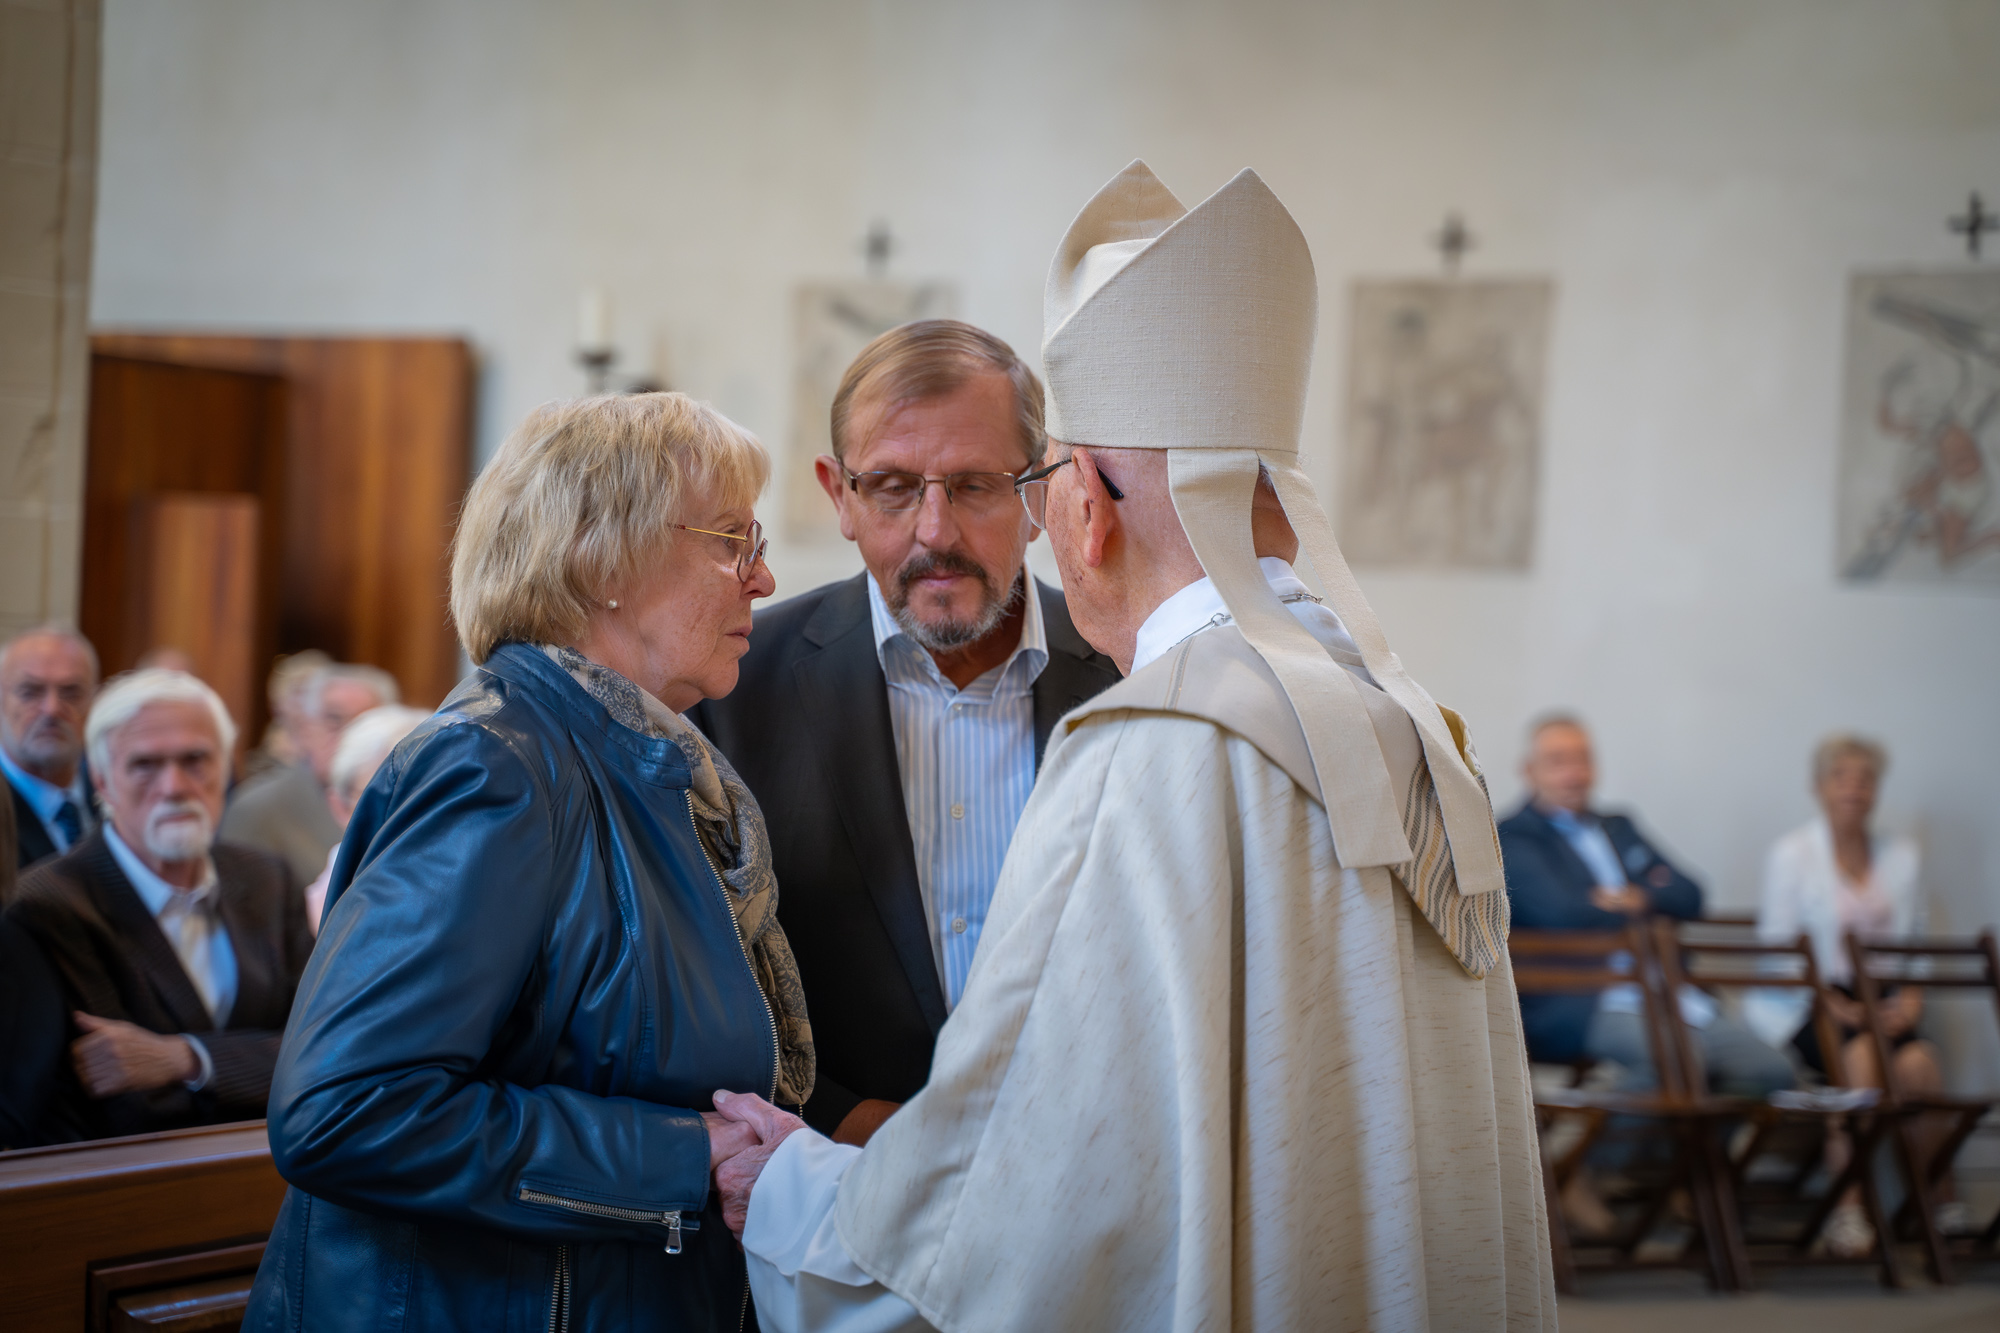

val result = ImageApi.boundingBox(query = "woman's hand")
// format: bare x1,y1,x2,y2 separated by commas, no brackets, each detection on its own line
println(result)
710,1089,807,1238
1880,988,1924,1038
702,1111,760,1169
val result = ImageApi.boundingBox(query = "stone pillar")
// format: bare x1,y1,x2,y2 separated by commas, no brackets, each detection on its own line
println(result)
0,0,99,637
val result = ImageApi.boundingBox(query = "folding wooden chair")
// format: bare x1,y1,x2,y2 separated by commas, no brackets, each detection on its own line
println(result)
1848,929,2000,1285
1510,924,1752,1293
1657,923,1907,1286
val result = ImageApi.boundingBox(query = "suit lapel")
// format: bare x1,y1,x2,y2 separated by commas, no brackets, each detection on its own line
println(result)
793,577,949,1034
11,782,57,866
212,847,271,1028
1031,578,1118,767
81,835,217,1033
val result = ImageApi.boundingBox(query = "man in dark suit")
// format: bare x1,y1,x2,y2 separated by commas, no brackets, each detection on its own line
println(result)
9,668,312,1140
1499,713,1793,1092
693,321,1119,1146
0,626,99,885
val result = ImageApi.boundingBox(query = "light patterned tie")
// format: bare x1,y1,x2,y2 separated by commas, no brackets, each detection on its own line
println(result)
1393,740,1511,979
156,886,224,1025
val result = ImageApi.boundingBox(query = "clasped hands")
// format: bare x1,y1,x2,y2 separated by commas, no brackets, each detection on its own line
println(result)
699,1089,807,1238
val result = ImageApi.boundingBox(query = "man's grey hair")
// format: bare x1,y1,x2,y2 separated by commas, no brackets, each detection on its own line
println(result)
329,704,429,800
304,662,401,717
86,668,237,778
1525,710,1588,745
0,623,101,684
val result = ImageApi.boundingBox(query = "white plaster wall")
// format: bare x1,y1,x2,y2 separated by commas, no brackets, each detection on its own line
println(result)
92,1,2000,956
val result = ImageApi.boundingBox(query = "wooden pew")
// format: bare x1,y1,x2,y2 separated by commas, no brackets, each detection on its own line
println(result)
0,1121,285,1331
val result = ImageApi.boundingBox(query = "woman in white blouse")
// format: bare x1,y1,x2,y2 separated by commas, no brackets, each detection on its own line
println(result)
1757,733,1951,1253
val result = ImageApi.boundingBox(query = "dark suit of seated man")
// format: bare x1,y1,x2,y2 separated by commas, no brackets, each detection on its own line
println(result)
1499,714,1793,1100
8,668,312,1141
692,320,1120,1146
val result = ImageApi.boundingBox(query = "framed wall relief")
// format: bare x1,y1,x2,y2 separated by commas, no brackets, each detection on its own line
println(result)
1837,270,2000,587
785,280,956,542
1338,278,1552,570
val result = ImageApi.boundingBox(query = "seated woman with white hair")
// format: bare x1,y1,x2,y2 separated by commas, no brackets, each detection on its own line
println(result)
246,393,809,1332
1756,733,1957,1253
297,703,431,933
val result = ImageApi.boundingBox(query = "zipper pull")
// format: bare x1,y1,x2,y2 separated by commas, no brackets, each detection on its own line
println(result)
665,1210,683,1254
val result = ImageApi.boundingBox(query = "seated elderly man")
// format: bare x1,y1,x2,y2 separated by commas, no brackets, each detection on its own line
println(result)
221,661,399,884
0,626,100,886
1501,713,1792,1230
10,669,313,1140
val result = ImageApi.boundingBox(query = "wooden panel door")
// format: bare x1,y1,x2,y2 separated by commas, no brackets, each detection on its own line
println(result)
81,356,287,739
130,493,262,762
89,334,474,707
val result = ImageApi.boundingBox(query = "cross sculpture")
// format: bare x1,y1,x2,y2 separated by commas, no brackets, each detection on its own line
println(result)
1949,192,1996,260
864,220,895,278
1433,212,1475,276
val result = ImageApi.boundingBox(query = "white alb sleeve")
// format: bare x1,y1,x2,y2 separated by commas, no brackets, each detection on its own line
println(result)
742,1129,933,1333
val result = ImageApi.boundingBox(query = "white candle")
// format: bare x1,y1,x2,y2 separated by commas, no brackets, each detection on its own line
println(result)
577,287,610,351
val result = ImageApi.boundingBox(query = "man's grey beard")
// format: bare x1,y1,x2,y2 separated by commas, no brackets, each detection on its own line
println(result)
5,718,81,774
888,554,1024,653
143,799,215,863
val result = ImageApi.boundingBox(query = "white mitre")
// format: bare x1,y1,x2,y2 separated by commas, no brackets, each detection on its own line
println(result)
1043,160,1507,968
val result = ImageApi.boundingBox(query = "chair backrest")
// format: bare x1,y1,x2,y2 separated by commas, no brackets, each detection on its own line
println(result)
1509,924,1679,1094
1847,930,2000,1101
1656,923,1850,1086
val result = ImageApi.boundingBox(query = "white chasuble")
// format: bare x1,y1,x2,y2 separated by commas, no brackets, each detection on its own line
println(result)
747,623,1554,1332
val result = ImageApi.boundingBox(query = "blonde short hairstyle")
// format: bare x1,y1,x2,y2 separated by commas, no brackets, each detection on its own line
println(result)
830,320,1045,470
1814,733,1888,786
451,393,770,663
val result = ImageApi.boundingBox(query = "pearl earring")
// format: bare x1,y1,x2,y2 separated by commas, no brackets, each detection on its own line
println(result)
607,599,620,609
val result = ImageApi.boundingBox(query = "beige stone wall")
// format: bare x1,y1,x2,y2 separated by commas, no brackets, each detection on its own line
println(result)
0,0,97,638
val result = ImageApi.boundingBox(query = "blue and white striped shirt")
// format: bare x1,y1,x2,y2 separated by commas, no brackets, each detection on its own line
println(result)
868,573,1048,1010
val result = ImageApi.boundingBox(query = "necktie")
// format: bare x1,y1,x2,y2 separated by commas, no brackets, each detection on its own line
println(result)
52,798,83,850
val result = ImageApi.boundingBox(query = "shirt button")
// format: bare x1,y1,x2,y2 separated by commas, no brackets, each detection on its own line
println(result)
950,803,964,820
952,917,968,934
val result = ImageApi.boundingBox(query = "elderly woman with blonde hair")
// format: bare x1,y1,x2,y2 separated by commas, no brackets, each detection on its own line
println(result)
1756,733,1952,1255
247,393,811,1332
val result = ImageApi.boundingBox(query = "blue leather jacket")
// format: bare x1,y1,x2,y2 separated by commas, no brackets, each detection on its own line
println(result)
246,643,781,1332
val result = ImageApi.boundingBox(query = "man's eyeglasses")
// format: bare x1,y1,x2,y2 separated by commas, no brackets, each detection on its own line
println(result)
673,519,768,582
1013,456,1125,530
840,466,1022,517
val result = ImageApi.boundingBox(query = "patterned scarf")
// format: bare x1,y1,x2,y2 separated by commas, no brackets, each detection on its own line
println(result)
542,645,814,1107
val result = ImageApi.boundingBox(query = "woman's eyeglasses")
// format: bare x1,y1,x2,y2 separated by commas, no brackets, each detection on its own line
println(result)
674,520,768,582
1013,456,1124,530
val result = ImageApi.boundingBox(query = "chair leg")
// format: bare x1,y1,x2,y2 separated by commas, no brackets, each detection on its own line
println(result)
1886,1110,1953,1284
1540,1128,1579,1296
1690,1119,1754,1292
1850,1114,1908,1289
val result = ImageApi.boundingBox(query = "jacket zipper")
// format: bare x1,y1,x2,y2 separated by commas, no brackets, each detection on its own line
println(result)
519,1186,698,1254
687,798,781,1101
547,1243,570,1333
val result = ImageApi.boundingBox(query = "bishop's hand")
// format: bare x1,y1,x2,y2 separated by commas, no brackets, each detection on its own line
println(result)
711,1089,807,1238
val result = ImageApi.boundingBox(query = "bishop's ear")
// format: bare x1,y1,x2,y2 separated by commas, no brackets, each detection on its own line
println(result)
1069,446,1119,569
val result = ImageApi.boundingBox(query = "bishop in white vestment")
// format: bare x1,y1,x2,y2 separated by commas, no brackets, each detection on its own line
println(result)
711,161,1556,1332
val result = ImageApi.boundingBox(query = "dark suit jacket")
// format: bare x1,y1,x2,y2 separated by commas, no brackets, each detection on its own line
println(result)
8,777,60,874
690,573,1121,1134
0,915,81,1148
7,829,314,1138
1498,801,1704,1063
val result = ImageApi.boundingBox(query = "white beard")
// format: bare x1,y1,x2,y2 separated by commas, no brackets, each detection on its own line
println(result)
144,800,215,863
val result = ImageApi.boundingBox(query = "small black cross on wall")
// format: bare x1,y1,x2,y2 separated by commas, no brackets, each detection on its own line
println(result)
1432,212,1475,275
1949,192,1996,259
864,220,895,278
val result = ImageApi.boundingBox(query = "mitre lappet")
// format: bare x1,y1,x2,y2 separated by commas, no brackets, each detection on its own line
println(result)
1043,159,1509,975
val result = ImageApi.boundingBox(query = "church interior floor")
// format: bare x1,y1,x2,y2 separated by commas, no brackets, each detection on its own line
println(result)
1559,1270,2000,1332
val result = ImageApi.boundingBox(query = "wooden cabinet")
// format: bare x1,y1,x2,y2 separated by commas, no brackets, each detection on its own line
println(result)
0,1122,285,1332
